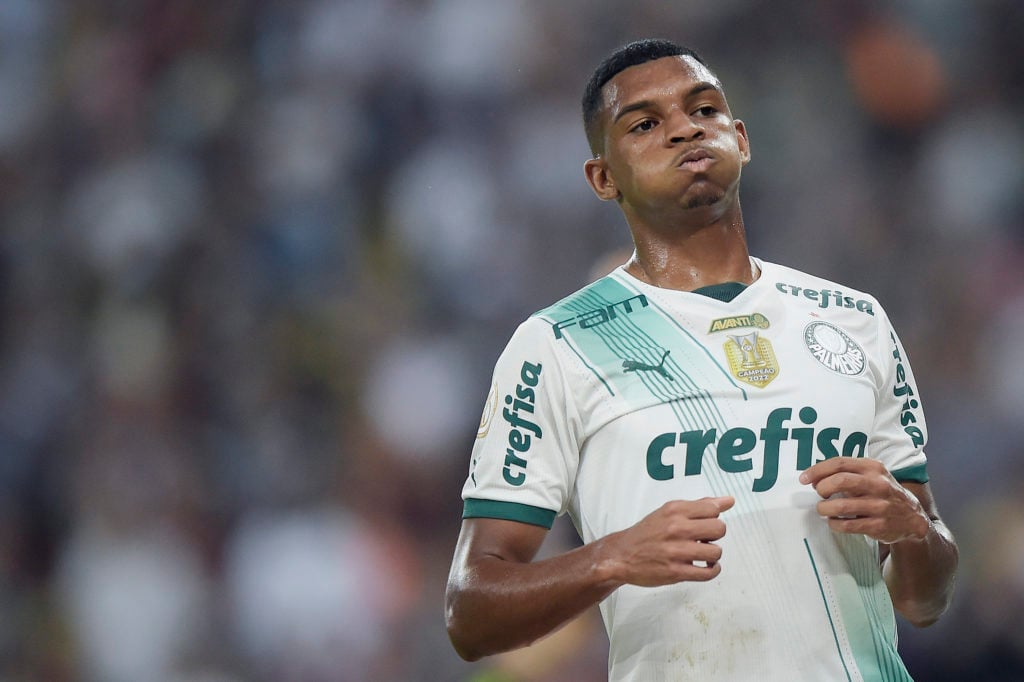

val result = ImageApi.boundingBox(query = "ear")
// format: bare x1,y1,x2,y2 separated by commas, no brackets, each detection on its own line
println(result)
734,119,751,165
584,157,621,201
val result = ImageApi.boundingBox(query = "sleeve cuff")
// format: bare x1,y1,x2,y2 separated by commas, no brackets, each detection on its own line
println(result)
890,462,928,484
463,498,557,529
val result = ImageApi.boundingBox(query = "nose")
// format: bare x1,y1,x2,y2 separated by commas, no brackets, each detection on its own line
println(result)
666,109,704,144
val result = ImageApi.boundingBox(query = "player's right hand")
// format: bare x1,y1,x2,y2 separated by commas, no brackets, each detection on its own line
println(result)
601,496,734,587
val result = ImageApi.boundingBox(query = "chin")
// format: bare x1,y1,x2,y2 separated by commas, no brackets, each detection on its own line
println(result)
682,192,723,210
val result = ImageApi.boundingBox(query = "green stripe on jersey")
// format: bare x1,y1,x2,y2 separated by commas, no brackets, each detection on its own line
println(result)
463,499,556,528
534,274,743,411
846,550,906,680
824,534,914,682
804,538,853,682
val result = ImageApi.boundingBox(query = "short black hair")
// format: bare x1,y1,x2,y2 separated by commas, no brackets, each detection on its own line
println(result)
582,39,710,155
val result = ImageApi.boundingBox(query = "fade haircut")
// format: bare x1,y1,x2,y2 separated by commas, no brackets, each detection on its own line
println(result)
582,39,710,155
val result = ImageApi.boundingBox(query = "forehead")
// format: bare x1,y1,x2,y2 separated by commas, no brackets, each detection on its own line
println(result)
602,55,722,116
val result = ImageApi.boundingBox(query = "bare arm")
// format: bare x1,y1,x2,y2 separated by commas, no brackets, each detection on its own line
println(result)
879,481,958,626
445,496,734,661
801,458,958,627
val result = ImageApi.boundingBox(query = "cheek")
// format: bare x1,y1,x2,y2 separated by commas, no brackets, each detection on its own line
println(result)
607,147,653,185
710,139,746,174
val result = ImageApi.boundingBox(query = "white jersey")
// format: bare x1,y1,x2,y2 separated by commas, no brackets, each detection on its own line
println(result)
462,258,928,682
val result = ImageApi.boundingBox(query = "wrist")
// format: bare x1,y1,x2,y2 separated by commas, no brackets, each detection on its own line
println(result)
886,513,933,548
906,500,936,541
591,532,627,590
912,513,935,542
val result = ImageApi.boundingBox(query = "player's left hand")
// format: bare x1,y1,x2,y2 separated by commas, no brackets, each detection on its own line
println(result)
799,457,930,545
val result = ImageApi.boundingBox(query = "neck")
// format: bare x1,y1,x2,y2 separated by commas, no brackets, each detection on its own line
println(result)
624,203,755,291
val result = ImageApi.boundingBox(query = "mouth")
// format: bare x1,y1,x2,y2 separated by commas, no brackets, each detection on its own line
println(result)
677,149,714,172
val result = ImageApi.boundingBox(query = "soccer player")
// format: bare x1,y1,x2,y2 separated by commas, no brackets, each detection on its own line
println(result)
445,39,958,681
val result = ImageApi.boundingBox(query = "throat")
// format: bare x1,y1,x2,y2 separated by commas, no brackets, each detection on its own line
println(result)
625,254,761,293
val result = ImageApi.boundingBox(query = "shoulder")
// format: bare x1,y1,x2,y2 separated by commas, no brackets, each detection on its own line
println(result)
531,271,632,320
496,275,625,361
528,270,651,338
494,272,637,377
761,259,878,302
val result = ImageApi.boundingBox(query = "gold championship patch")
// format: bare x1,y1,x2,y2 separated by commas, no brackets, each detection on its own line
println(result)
477,382,499,438
724,331,779,388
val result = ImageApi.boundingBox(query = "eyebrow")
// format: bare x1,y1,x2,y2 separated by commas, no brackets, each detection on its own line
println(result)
612,81,722,124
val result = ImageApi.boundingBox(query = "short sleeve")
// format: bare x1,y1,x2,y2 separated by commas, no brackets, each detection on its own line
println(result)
868,307,929,483
461,318,582,528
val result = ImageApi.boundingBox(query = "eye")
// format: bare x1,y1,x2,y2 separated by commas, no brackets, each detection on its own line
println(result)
694,105,717,117
630,119,658,133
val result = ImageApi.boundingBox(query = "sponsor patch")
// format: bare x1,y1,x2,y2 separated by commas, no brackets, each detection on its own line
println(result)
775,283,875,316
804,321,865,376
499,361,544,486
708,313,770,334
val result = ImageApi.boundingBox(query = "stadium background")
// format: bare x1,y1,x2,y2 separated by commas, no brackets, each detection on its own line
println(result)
1,1,1022,680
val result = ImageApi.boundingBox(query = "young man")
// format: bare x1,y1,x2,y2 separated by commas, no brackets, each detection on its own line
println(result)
446,39,958,681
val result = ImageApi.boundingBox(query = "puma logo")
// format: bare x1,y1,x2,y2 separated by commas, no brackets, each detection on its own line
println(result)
622,350,673,380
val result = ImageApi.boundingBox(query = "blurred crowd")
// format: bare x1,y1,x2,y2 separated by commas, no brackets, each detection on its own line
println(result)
0,1,1022,680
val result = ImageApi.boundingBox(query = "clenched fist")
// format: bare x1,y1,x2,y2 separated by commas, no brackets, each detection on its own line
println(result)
601,496,735,586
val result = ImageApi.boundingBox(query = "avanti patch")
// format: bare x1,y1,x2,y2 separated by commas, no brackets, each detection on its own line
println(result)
708,312,770,334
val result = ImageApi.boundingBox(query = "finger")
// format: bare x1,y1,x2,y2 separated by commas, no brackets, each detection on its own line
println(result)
662,517,727,543
664,497,731,519
812,471,878,499
816,497,886,520
679,540,723,565
825,516,885,537
694,496,735,516
800,457,882,486
689,519,728,542
673,561,724,583
711,496,735,513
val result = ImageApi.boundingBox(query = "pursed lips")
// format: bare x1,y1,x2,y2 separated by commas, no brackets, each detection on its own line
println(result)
676,148,713,172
